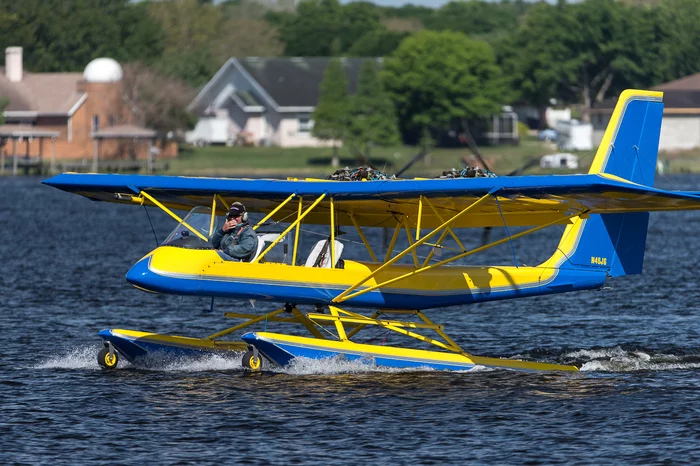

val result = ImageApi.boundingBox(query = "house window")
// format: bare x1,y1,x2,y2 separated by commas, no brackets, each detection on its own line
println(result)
92,115,100,132
298,115,313,133
108,115,115,127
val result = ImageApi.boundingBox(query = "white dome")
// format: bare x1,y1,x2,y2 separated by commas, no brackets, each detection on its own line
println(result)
83,58,123,83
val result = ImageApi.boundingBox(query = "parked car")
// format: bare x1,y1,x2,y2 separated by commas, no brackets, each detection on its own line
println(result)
537,129,558,142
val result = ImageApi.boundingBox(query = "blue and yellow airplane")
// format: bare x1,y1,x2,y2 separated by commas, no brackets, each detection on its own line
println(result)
44,89,700,372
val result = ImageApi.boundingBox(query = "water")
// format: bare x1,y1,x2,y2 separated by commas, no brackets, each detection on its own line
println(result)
2,176,700,464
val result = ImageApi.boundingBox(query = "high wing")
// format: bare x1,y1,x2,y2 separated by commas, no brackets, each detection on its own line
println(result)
43,171,700,229
42,89,700,229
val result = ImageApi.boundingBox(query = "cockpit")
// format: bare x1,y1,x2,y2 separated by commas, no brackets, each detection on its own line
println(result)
161,207,289,264
162,206,218,249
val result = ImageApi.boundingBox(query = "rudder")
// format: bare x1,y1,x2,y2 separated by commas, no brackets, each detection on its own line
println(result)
547,90,663,277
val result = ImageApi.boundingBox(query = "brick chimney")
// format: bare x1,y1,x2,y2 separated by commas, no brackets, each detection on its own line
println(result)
5,47,23,82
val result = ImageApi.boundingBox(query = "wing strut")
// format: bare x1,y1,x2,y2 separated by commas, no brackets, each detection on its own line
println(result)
333,190,498,303
253,193,326,264
333,209,585,304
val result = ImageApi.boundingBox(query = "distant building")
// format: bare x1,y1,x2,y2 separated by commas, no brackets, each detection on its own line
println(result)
556,120,592,151
187,57,382,148
591,74,700,151
0,47,175,167
540,152,579,170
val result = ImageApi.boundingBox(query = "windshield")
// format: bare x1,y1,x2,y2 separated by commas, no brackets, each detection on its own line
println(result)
162,206,219,249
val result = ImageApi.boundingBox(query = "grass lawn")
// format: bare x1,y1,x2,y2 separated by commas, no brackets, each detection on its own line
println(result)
167,137,596,178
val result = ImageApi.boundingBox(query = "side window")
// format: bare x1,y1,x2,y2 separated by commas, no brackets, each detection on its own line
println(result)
298,115,313,133
92,115,100,132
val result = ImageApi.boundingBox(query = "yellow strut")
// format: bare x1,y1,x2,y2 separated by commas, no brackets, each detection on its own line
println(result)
253,193,296,231
330,197,335,268
140,191,208,242
206,308,286,340
384,221,401,263
292,197,302,266
336,209,585,303
333,191,494,303
209,196,216,237
416,196,423,241
253,193,326,263
349,214,378,262
216,194,229,211
423,196,467,253
401,216,420,267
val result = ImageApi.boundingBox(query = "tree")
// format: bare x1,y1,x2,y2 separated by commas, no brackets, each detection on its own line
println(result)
347,61,400,160
347,28,408,57
0,0,164,72
267,0,383,56
121,62,197,136
503,0,667,124
382,30,510,144
657,0,700,81
424,0,527,45
148,0,283,86
312,58,350,162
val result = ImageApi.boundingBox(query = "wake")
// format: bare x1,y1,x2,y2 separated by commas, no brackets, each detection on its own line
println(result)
31,344,700,374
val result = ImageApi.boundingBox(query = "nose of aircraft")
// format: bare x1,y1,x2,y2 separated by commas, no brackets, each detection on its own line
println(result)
126,256,158,292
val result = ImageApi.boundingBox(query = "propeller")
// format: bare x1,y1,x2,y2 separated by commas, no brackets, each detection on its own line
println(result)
389,121,538,249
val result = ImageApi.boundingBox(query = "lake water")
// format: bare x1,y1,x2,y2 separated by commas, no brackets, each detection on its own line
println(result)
1,175,699,464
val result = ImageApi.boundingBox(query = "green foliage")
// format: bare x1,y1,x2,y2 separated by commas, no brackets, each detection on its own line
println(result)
0,97,8,125
347,29,408,57
148,0,282,86
312,58,350,143
517,121,530,139
0,0,164,72
382,30,511,143
347,61,400,158
423,0,526,44
381,4,435,24
500,0,668,121
269,0,382,56
657,0,700,81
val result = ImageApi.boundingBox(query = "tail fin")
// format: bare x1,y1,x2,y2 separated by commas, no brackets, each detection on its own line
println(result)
588,89,664,185
548,90,664,277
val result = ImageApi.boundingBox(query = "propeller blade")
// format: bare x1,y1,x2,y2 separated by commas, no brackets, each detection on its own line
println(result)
461,119,492,174
395,150,428,178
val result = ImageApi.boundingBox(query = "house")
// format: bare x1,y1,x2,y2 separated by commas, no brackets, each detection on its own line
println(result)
540,152,579,170
591,74,700,151
187,57,382,148
0,47,175,172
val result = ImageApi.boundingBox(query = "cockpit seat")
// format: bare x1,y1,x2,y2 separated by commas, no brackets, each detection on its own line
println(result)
249,233,284,263
305,239,344,268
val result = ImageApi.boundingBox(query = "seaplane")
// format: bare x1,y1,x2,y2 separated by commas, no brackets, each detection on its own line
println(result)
44,89,700,372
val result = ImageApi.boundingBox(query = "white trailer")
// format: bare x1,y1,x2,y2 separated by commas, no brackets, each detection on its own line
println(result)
185,117,234,147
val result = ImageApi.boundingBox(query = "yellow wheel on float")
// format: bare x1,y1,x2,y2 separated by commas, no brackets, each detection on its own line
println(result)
97,346,119,369
242,350,263,371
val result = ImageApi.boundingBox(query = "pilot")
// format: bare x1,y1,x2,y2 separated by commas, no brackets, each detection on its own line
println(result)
212,202,258,261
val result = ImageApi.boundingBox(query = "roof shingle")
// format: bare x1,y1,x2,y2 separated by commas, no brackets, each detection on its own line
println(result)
237,57,382,108
0,71,85,114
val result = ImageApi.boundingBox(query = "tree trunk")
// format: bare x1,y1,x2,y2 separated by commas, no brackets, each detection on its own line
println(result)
331,143,339,168
582,82,591,124
595,72,614,104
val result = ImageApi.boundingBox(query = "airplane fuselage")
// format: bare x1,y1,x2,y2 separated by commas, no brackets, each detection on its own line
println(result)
126,246,607,310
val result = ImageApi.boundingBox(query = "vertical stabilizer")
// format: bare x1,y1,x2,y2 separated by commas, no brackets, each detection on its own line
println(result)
547,90,663,277
588,89,664,185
